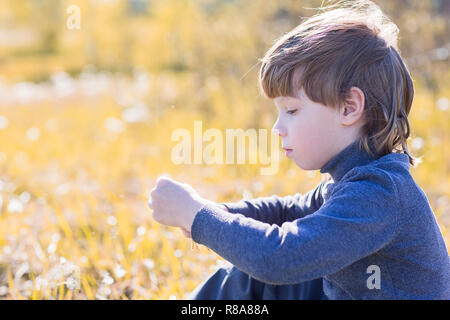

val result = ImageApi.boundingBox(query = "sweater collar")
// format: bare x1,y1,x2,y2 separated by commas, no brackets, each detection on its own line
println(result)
319,139,379,182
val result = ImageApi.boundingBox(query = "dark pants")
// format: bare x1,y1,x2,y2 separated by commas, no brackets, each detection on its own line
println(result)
187,263,327,300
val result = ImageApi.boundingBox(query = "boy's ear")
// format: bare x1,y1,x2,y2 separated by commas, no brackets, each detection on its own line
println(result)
340,87,365,126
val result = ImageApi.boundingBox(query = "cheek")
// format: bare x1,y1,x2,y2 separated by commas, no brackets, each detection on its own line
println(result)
292,114,331,148
291,111,339,168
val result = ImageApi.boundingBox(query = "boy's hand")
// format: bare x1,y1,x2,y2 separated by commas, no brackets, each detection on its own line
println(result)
148,177,209,232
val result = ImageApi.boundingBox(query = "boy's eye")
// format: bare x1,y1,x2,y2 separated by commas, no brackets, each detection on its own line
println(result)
286,109,298,115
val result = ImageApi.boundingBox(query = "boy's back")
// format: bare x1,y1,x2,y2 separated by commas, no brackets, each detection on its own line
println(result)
318,143,450,299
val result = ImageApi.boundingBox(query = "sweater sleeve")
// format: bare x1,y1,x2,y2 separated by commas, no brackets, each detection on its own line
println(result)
191,168,400,285
220,181,326,226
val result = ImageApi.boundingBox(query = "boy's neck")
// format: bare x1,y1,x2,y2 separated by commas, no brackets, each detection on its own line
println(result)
319,138,378,182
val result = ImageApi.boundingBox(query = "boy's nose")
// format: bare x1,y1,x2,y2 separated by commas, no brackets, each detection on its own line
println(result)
272,122,287,137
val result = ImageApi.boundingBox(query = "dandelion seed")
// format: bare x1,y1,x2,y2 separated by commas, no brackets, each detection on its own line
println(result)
122,103,149,123
174,249,182,258
12,82,37,103
26,127,40,141
3,246,11,255
128,242,136,252
35,276,47,291
55,183,70,195
133,67,150,94
107,215,117,226
95,294,107,300
8,198,24,213
19,191,31,204
0,286,8,296
102,272,114,286
51,233,60,243
149,272,158,290
95,285,111,299
437,97,449,111
32,242,46,262
48,266,64,286
143,258,154,270
114,265,127,278
47,243,57,254
14,262,30,284
65,276,80,290
411,137,424,151
51,72,75,97
23,280,33,291
137,226,146,236
64,262,79,275
104,117,125,133
0,115,8,129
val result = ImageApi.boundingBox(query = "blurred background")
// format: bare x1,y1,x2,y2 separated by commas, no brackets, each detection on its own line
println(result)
0,0,448,299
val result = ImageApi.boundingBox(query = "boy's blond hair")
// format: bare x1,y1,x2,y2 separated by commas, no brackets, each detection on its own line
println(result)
258,0,418,166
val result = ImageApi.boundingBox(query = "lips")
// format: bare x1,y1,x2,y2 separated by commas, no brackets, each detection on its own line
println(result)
283,147,293,157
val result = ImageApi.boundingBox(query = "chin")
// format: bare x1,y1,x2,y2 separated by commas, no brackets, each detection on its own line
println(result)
293,159,318,171
295,160,315,170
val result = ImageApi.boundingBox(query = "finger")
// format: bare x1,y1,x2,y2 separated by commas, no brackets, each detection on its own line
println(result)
148,198,153,209
156,174,172,185
182,183,196,193
181,228,191,238
181,229,189,237
183,231,191,239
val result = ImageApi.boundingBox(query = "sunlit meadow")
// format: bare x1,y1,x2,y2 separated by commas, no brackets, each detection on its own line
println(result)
0,0,449,299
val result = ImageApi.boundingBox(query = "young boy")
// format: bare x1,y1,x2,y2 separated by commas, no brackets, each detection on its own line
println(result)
149,0,450,299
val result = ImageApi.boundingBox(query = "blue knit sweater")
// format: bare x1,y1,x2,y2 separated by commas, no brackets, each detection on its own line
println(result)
191,140,450,299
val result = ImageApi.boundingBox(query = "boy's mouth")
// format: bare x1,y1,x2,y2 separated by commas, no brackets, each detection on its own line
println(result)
283,148,293,157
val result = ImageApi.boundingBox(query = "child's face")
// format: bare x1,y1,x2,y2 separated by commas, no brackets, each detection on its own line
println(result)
273,87,346,171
